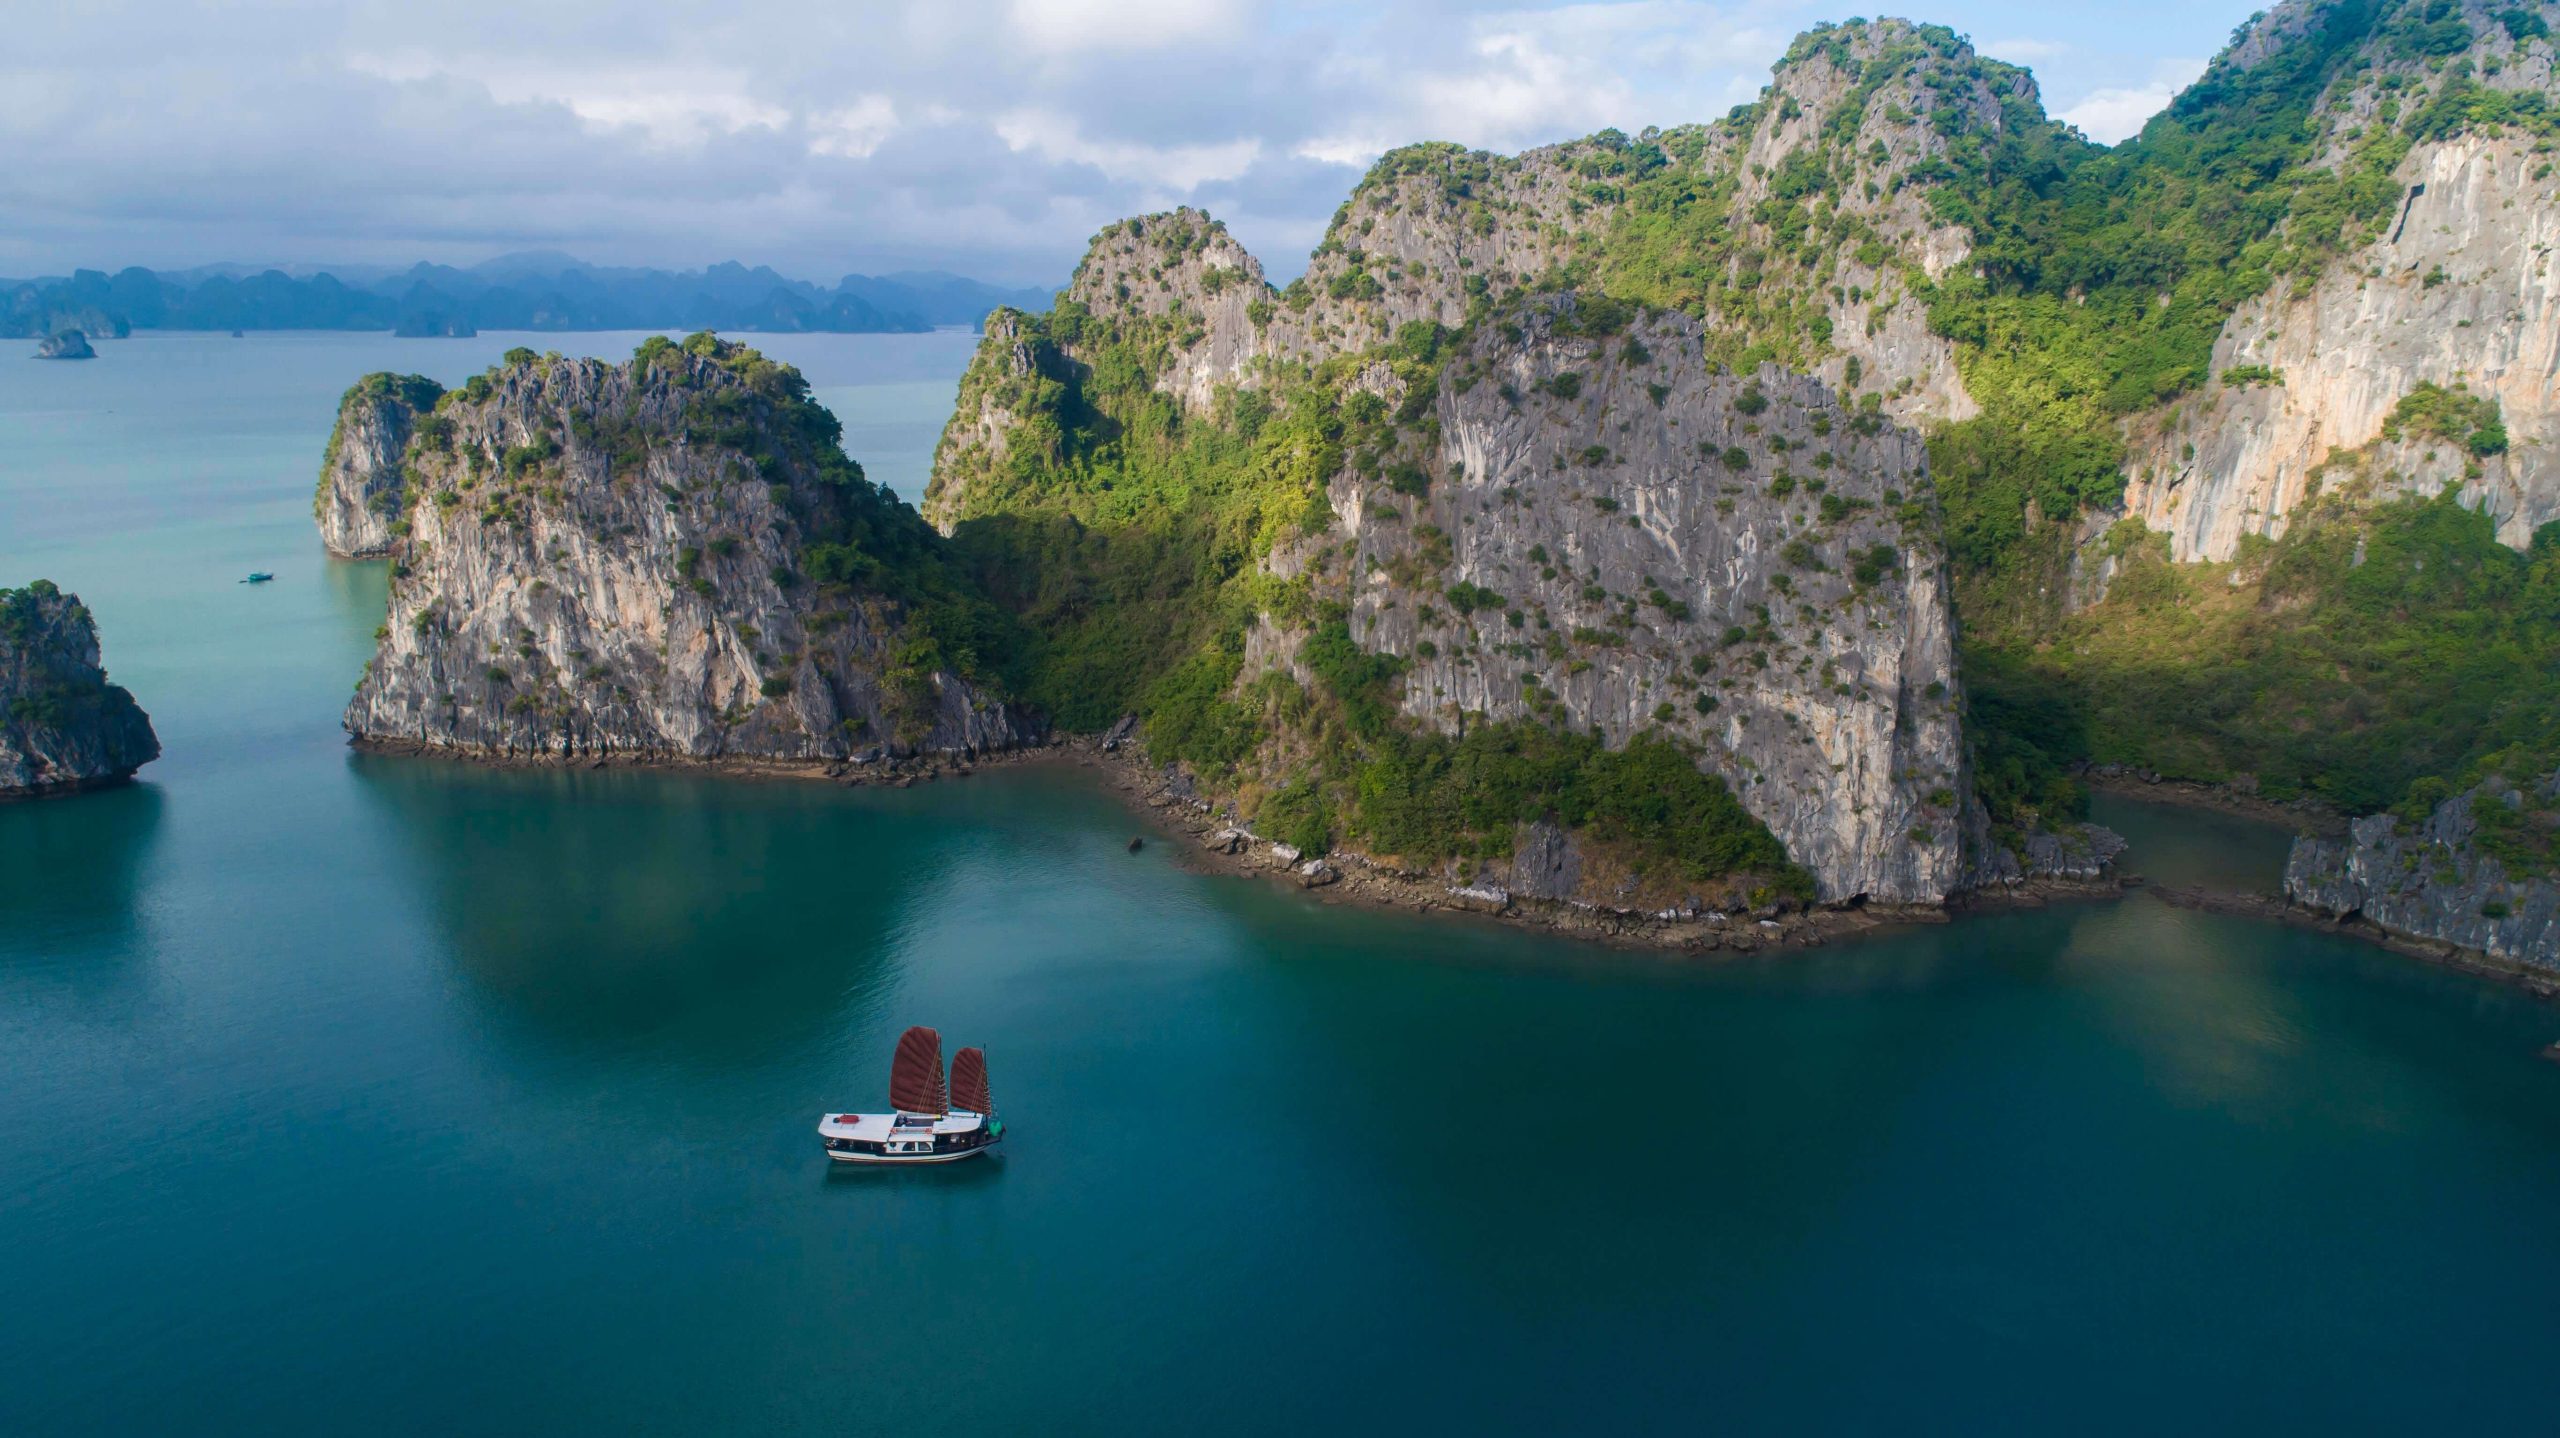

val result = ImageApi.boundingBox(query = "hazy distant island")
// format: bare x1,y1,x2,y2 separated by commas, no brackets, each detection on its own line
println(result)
0,252,1056,340
33,328,95,359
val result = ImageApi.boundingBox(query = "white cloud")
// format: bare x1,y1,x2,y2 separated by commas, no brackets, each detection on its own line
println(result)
1293,135,1390,168
0,4,2247,283
1294,2,1784,169
346,54,790,148
811,97,900,159
994,108,1262,191
2060,56,2207,144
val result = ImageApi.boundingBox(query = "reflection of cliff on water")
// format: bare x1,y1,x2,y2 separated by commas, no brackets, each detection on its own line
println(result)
1237,889,2022,1313
349,754,964,1064
317,552,392,667
0,781,166,1006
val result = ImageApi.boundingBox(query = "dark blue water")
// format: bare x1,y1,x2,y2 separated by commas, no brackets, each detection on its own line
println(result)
6,334,2560,1435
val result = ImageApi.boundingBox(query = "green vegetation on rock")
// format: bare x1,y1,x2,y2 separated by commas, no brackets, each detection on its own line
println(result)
931,280,1805,895
915,0,2560,891
1982,491,2560,816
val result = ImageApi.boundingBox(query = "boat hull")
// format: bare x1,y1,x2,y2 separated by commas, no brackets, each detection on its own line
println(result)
824,1143,997,1165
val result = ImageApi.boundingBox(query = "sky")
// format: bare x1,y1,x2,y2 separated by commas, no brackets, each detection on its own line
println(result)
0,1,2263,287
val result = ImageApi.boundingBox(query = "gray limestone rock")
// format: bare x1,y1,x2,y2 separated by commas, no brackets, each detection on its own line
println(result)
317,373,444,558
1322,296,1967,903
1505,820,1583,902
344,340,1036,763
1,581,160,795
2286,775,2560,974
2116,134,2560,562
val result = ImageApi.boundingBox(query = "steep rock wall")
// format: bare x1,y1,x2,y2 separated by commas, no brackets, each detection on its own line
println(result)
1061,210,1271,410
317,373,442,558
1305,301,1967,903
1265,143,1597,363
2121,133,2560,558
917,20,2147,906
349,343,1033,762
929,22,2025,535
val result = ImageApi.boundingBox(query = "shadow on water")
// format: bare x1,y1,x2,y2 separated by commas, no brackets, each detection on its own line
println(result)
346,753,969,1067
0,782,166,1002
1236,896,2072,1301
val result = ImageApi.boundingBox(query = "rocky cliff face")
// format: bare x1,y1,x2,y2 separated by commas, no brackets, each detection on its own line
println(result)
918,19,2145,907
348,338,1034,763
930,237,1985,901
1262,142,1599,365
317,373,443,558
2120,131,2560,560
2287,772,2560,974
929,22,2027,535
1595,22,2008,425
1314,299,1967,903
2114,5,2560,561
1,581,160,795
35,329,95,360
1064,210,1274,410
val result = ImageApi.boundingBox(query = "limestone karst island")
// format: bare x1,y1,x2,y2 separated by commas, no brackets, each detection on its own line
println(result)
9,3,2560,1432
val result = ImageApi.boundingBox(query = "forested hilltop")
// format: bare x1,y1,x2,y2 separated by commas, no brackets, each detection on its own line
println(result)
908,0,2560,912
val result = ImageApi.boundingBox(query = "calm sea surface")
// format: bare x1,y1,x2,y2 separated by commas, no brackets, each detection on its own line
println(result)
6,332,2560,1435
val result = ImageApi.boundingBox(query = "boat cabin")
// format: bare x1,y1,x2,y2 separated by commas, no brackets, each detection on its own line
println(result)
818,1109,997,1160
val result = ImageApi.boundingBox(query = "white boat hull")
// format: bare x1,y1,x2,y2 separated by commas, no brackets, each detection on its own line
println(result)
824,1145,995,1165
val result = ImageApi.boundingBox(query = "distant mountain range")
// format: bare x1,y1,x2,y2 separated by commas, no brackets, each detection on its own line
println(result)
0,253,1057,338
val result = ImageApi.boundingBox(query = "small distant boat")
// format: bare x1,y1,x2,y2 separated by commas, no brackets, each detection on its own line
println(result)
818,1025,1003,1165
241,572,274,584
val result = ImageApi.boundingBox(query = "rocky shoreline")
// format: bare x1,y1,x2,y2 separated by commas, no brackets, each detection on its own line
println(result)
1071,736,2131,955
355,725,2130,955
352,727,2560,997
2150,884,2560,1004
2081,765,2560,991
348,732,1062,790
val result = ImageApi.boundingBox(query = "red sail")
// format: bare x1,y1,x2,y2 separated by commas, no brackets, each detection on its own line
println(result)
950,1047,992,1116
888,1026,946,1114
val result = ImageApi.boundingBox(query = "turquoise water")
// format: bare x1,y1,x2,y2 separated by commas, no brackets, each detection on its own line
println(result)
7,334,2560,1435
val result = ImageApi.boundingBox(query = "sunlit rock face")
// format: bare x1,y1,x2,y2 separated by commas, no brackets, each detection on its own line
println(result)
348,343,1034,763
1322,301,1966,904
317,373,442,559
2121,134,2560,561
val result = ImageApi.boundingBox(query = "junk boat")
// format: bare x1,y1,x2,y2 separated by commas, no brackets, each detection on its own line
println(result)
818,1026,1003,1165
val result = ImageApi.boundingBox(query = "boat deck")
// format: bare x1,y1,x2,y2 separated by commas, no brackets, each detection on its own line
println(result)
819,1111,988,1142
